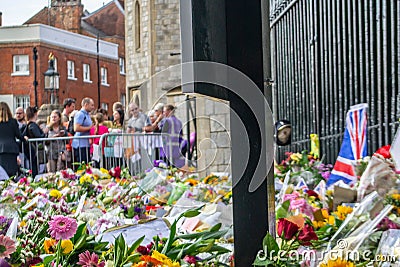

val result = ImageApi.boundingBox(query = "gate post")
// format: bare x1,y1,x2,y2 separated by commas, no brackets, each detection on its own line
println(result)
180,1,274,265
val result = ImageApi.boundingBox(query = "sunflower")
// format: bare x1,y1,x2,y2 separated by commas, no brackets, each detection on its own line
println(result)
319,258,355,267
43,239,57,254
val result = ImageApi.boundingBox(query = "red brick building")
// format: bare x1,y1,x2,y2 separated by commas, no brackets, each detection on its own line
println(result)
0,0,125,112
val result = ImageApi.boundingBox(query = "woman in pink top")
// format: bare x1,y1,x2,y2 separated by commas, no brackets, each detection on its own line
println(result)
90,113,109,157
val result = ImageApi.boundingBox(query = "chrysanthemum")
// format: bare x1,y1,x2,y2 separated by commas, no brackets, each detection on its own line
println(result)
0,234,16,258
48,215,77,240
319,258,355,267
77,251,105,267
49,189,62,199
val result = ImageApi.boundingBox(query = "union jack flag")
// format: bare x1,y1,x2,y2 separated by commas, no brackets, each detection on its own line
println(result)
327,104,368,186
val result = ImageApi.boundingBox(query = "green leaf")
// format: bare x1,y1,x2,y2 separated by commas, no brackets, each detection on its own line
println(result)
253,257,274,266
262,232,279,258
43,255,55,265
182,209,201,218
72,222,87,242
127,235,145,255
281,200,290,211
197,240,215,253
162,219,177,254
209,223,222,232
201,229,229,240
276,207,288,219
74,234,88,251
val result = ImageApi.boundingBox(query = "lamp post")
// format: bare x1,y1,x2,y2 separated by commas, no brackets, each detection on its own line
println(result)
44,53,60,105
33,47,38,107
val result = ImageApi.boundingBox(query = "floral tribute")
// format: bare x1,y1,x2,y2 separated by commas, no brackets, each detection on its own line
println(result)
0,162,233,266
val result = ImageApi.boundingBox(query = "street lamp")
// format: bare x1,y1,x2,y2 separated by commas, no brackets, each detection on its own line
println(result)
44,53,60,105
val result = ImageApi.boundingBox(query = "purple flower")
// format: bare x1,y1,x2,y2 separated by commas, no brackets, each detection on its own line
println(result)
0,216,12,235
377,217,400,231
134,206,142,214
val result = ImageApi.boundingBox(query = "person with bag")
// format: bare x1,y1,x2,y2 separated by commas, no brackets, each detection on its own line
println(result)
0,102,25,178
25,106,49,177
89,112,109,167
45,110,68,172
72,97,94,165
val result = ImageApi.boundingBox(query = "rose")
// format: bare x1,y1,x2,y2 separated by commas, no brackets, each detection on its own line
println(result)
277,218,299,240
298,224,318,246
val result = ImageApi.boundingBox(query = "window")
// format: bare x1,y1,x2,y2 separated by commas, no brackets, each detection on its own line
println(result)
14,95,30,110
101,103,108,111
119,58,125,74
83,64,91,82
53,57,58,71
120,94,126,108
67,60,76,79
135,1,141,51
12,55,29,75
101,67,108,85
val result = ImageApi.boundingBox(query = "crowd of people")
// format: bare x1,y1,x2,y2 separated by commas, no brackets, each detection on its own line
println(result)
0,97,188,179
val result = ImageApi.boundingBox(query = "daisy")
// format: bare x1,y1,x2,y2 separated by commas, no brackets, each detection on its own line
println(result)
77,251,105,267
48,215,77,240
0,234,16,258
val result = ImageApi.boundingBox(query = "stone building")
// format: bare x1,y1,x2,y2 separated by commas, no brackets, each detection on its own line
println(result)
124,0,231,175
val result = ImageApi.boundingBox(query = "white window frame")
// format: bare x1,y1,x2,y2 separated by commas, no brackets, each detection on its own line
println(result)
101,67,109,86
67,60,76,80
12,55,29,76
101,103,109,111
14,95,30,110
119,57,125,74
83,63,92,83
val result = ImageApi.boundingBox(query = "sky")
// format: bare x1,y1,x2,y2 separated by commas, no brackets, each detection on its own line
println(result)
1,0,107,26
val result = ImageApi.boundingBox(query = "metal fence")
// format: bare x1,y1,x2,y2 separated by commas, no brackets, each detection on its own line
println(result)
20,133,186,177
270,0,400,163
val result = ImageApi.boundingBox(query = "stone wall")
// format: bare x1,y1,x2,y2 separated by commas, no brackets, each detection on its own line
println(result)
196,97,231,177
125,0,232,175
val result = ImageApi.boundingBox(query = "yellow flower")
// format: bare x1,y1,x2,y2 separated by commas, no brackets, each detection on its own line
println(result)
79,174,92,184
19,220,26,227
61,239,74,254
151,251,180,267
334,205,353,220
44,239,57,254
290,153,302,163
327,215,335,225
319,258,355,267
321,209,329,219
49,189,62,199
391,194,400,201
58,180,67,188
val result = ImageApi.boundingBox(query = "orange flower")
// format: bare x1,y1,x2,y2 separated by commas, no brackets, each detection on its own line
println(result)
140,255,163,265
43,239,57,254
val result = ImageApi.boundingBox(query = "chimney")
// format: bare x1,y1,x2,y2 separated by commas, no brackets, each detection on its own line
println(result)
0,12,2,27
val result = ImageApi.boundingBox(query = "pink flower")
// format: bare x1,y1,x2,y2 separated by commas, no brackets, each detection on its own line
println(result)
77,251,105,267
290,199,306,210
283,191,300,202
0,234,16,258
184,255,197,264
48,215,77,240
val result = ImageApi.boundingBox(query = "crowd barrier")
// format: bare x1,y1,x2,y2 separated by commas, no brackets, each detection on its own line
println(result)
20,132,182,176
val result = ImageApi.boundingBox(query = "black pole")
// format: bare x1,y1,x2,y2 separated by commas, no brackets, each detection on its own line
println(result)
97,34,101,109
33,47,38,107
